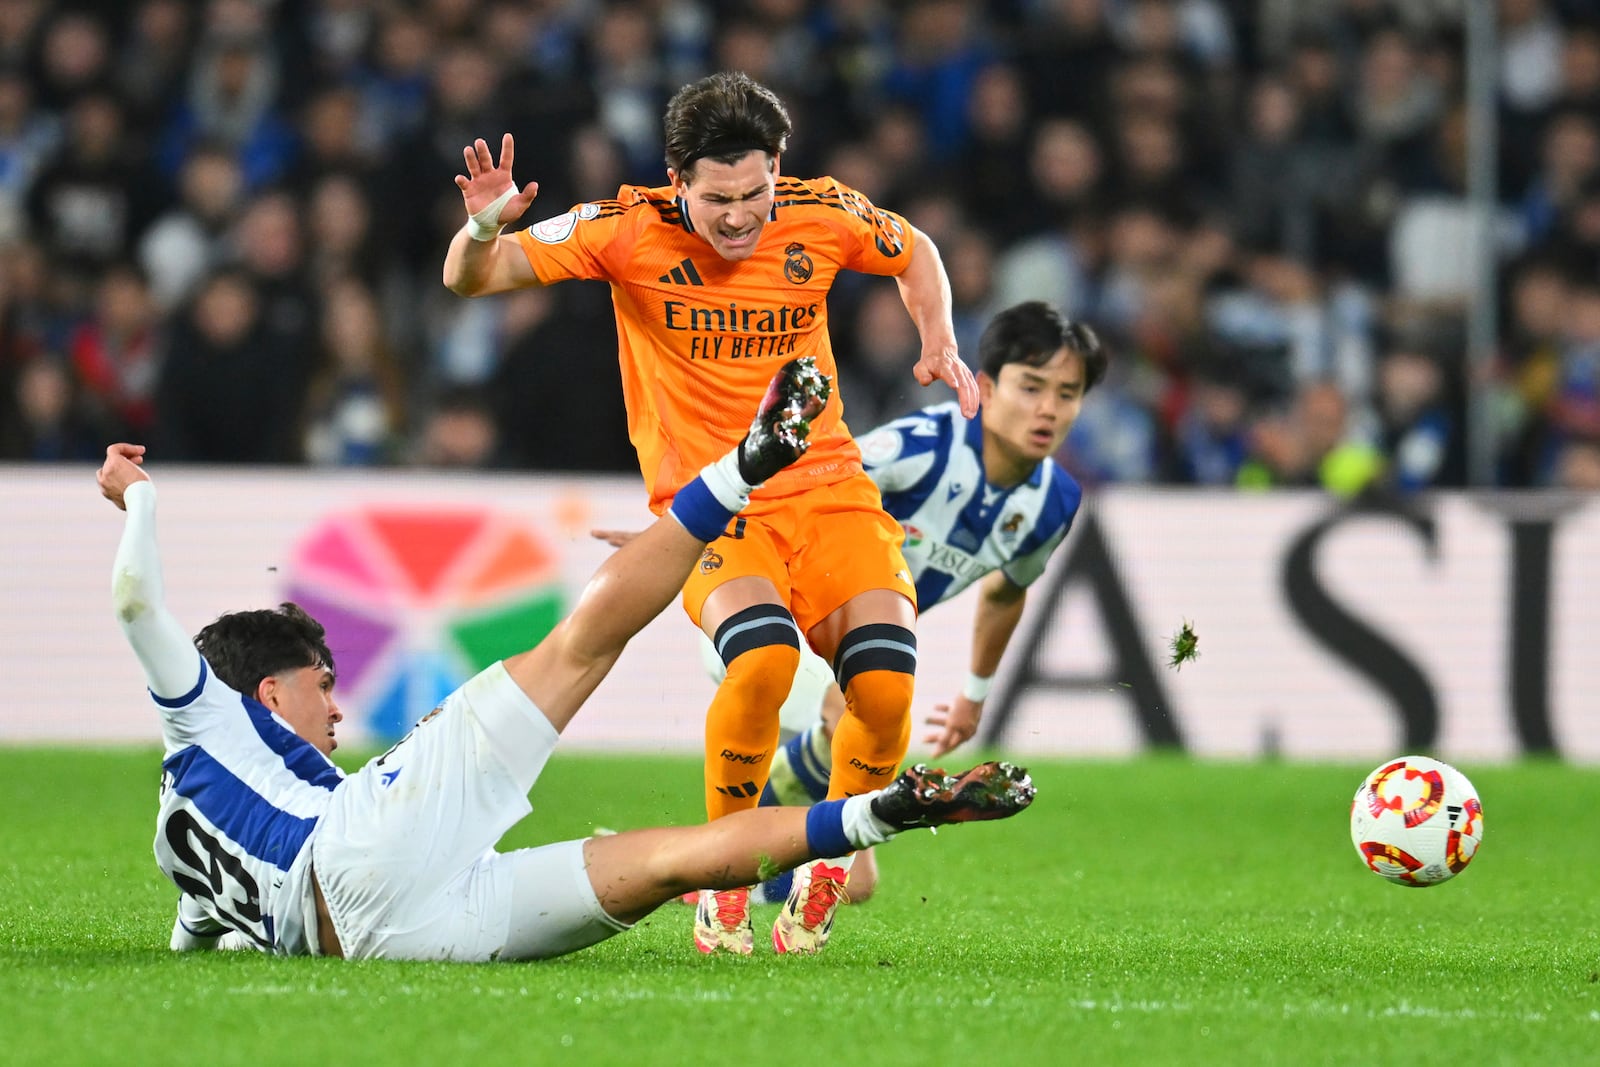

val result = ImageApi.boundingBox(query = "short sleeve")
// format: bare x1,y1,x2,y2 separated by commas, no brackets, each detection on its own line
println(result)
514,198,638,284
1000,529,1068,589
812,179,916,277
859,408,951,493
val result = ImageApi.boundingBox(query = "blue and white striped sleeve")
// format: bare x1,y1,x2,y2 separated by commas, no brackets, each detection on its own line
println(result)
859,411,946,494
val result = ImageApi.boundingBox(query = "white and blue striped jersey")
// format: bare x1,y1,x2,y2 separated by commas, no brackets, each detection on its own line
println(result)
857,401,1082,608
154,659,343,955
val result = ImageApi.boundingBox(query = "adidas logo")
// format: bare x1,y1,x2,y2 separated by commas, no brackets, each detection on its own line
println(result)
658,257,704,285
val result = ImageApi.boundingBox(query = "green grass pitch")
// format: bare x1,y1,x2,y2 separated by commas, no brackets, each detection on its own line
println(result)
2,749,1596,1066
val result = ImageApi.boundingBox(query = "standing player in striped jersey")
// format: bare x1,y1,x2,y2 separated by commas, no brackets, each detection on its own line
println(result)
100,360,1036,962
443,72,976,956
604,302,1105,929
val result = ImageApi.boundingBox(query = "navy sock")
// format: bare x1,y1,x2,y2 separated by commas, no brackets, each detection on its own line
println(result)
668,475,737,543
804,799,852,859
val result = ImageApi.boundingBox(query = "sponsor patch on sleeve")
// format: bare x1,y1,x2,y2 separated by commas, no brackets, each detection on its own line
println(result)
577,202,601,220
858,429,903,465
531,211,578,244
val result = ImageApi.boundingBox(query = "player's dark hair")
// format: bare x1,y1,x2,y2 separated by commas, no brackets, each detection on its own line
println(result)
663,71,791,176
978,301,1108,393
194,602,335,698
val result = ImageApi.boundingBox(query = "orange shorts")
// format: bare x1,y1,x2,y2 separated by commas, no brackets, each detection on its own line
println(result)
681,472,916,634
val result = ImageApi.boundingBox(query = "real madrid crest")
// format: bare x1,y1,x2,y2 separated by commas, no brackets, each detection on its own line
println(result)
783,242,814,284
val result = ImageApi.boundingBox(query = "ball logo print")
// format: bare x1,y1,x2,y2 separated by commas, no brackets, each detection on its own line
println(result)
1362,759,1445,828
283,507,565,740
1349,755,1484,887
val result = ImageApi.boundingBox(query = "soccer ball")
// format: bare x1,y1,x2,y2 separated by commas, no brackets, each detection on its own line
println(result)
1349,755,1484,887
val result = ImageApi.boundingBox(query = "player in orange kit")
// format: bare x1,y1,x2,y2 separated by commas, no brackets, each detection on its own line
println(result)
442,71,976,956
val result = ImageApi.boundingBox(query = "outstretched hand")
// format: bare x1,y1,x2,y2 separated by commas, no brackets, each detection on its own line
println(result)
914,344,979,418
923,695,983,758
98,443,151,511
455,133,539,225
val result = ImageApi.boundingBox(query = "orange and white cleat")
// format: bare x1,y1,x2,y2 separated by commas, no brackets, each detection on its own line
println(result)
771,860,849,955
693,887,754,955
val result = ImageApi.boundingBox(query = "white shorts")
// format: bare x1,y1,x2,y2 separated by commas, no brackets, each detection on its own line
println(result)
698,632,835,738
312,662,630,961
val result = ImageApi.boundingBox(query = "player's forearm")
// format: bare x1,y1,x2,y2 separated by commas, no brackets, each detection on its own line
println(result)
442,228,537,296
894,228,958,352
113,481,203,699
970,576,1027,677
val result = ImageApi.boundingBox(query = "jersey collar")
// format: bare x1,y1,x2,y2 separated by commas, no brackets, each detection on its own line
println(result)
673,197,781,234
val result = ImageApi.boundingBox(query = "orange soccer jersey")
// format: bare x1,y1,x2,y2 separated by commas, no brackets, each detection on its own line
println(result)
513,176,918,512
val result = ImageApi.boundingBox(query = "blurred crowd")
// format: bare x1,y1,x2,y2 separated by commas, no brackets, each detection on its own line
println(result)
3,0,1600,491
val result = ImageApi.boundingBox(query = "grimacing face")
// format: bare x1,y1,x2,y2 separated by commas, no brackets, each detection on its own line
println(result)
979,346,1088,481
670,151,777,262
258,663,342,755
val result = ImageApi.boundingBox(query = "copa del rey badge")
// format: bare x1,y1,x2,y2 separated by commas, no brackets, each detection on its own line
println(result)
531,204,599,245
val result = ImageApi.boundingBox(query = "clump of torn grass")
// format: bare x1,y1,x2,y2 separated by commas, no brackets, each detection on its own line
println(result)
1168,620,1199,670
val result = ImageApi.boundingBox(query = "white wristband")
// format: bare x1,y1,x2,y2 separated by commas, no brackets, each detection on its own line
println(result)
465,186,518,241
961,672,992,703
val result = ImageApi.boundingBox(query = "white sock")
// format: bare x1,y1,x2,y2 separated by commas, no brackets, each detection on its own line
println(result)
840,794,896,849
699,449,758,511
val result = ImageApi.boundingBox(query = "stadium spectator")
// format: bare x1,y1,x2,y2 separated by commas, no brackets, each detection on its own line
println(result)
33,9,113,113
354,10,433,149
1238,379,1383,495
113,0,195,131
67,261,161,440
1498,256,1570,484
226,189,318,389
138,143,243,311
836,282,948,431
26,92,153,278
153,268,308,463
302,278,405,468
0,68,60,243
1375,340,1466,492
486,286,633,473
0,352,106,460
1170,348,1254,485
284,86,375,197
882,0,994,161
156,26,298,192
303,172,381,291
414,384,502,469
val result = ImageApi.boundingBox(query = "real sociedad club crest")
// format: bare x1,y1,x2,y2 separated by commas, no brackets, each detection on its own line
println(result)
783,242,814,284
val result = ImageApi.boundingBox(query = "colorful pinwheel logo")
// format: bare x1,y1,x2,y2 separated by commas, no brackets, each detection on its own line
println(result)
284,508,564,739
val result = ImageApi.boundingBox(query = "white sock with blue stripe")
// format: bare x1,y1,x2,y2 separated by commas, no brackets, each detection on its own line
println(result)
668,452,758,542
805,795,895,856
